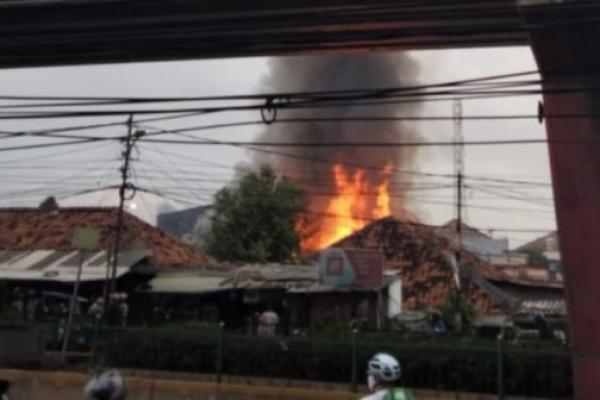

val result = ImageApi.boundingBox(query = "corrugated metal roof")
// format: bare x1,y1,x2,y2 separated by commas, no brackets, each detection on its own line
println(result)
224,264,318,289
143,265,316,295
147,275,229,294
520,299,566,315
0,249,149,282
489,265,564,289
289,283,381,293
145,263,398,295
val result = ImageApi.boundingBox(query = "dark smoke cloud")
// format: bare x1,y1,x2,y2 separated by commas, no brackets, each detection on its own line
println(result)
254,53,422,237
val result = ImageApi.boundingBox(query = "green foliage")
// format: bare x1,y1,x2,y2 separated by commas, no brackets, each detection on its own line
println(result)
104,327,221,372
105,328,572,398
206,165,306,262
440,291,477,330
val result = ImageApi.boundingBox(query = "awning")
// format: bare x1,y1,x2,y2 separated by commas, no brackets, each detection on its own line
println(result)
520,299,566,315
288,274,398,294
146,275,230,294
0,249,149,283
41,290,88,302
473,315,514,328
289,283,382,293
144,264,397,295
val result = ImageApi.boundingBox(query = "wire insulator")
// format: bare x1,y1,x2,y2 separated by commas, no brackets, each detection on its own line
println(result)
260,97,278,124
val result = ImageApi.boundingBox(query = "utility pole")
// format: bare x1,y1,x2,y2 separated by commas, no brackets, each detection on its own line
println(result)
63,227,99,364
60,250,84,364
453,99,464,331
105,115,143,308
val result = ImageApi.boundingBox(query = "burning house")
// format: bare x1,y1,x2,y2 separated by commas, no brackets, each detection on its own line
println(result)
255,53,422,252
331,217,503,314
326,217,566,333
249,54,565,332
244,55,497,324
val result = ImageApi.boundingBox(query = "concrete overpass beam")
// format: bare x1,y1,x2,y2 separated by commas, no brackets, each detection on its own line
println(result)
520,1,600,398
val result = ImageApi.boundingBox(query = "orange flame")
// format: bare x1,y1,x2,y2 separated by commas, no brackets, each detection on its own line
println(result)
302,163,393,251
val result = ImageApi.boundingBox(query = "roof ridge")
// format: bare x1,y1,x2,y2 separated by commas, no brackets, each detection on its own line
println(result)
121,211,209,256
0,206,118,212
0,207,213,268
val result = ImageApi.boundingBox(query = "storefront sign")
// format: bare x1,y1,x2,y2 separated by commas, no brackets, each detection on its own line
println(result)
318,248,383,288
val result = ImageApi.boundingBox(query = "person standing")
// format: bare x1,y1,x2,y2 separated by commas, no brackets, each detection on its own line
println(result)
257,308,279,337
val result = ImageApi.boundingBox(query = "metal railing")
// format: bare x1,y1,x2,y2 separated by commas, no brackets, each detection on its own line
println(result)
43,322,574,399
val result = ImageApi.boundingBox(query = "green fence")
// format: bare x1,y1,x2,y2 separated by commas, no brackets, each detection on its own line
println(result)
71,325,574,399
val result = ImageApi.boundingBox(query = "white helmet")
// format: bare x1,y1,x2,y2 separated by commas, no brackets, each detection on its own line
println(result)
368,353,401,383
84,370,126,400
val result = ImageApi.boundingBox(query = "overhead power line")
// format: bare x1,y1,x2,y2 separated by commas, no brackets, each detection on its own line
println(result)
301,210,555,234
3,84,600,120
0,61,595,105
3,70,600,120
0,138,108,153
137,139,552,187
0,111,211,141
0,69,543,103
133,184,555,235
139,137,600,147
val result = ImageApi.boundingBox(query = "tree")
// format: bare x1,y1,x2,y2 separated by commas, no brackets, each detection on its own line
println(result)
206,165,306,263
440,291,477,332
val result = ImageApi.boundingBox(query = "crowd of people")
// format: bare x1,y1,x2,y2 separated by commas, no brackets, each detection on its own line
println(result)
4,288,130,351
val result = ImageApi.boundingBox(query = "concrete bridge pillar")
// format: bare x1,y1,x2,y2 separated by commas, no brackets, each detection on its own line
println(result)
520,1,600,398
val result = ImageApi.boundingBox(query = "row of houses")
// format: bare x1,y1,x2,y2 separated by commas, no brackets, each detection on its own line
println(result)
136,264,402,332
0,204,565,335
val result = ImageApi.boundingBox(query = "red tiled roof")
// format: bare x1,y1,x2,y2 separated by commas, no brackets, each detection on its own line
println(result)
0,207,212,268
439,219,493,238
331,217,504,314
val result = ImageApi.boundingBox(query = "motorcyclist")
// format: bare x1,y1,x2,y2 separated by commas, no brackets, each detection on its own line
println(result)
0,379,10,400
360,353,414,400
84,370,126,400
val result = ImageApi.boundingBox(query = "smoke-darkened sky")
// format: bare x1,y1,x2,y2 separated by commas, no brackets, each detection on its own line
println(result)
0,47,554,248
255,53,423,242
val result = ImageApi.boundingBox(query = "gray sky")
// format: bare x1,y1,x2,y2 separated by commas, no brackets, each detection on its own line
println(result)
0,47,555,248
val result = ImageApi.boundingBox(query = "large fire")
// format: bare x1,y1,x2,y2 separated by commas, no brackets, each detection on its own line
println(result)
301,164,393,251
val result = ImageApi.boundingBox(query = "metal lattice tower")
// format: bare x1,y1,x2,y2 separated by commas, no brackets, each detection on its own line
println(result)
453,99,464,302
453,98,464,213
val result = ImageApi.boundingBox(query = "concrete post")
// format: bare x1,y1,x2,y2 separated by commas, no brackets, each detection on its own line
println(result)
216,322,224,383
496,334,504,400
520,2,600,398
350,330,358,392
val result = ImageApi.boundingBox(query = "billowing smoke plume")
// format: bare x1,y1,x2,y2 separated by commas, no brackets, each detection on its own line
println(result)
255,53,422,249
